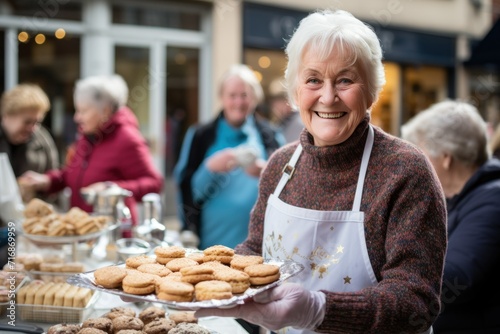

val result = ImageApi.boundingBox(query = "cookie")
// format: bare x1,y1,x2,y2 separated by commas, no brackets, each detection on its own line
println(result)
24,198,54,218
104,307,136,319
142,317,176,334
115,331,145,334
165,258,199,272
213,268,251,294
112,316,144,333
122,273,156,295
82,317,113,334
244,264,281,285
94,266,128,289
168,323,210,334
180,265,215,284
137,263,172,277
194,280,233,301
230,255,264,271
154,246,185,264
168,312,198,325
187,252,204,264
125,255,156,269
139,306,166,325
202,245,234,264
157,281,194,302
47,323,81,334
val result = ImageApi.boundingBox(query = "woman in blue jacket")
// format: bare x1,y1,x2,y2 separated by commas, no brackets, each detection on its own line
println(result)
402,100,500,334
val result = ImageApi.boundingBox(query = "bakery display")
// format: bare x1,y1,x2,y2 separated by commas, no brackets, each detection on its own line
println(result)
21,198,111,237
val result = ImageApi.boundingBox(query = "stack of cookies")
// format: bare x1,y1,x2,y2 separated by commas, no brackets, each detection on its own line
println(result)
17,281,93,308
92,245,281,303
22,198,110,236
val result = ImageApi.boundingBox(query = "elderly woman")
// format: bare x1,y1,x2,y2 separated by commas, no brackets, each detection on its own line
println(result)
20,75,163,226
402,100,500,334
195,10,447,334
174,64,284,249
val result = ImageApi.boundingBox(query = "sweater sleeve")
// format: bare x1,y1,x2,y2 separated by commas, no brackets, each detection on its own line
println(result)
317,152,447,333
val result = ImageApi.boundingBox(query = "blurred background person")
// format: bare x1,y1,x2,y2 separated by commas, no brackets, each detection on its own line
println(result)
489,122,500,159
19,74,163,227
402,100,500,334
269,78,303,143
174,64,284,250
0,83,59,203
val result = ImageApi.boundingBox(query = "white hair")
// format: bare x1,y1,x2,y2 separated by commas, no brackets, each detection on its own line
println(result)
401,100,489,167
219,64,264,104
74,74,129,111
284,10,385,108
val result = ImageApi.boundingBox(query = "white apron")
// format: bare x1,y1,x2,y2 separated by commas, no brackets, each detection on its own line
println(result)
262,125,432,334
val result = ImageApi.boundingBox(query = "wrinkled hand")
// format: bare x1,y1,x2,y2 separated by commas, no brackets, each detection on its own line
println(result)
18,171,50,192
205,149,239,173
195,283,326,331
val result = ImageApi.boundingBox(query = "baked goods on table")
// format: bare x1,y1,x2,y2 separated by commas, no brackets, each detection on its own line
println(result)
16,253,85,282
90,244,281,303
17,281,94,307
47,307,209,334
21,198,110,237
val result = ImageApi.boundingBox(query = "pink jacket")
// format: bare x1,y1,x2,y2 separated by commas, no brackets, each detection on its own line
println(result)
46,107,163,224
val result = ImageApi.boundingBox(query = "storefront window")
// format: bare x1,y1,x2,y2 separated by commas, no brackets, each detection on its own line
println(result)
372,62,401,135
4,1,82,21
112,3,202,31
165,46,199,174
18,31,80,157
115,46,151,135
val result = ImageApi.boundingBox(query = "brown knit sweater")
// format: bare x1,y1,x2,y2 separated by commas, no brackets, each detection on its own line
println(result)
236,115,447,333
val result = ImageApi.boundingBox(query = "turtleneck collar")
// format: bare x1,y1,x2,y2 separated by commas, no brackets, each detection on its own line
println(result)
299,113,371,170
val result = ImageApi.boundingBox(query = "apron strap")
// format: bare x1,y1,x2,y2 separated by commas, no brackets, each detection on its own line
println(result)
274,144,303,196
352,125,374,212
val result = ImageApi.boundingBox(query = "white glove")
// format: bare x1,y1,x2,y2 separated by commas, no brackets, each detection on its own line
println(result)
195,283,326,331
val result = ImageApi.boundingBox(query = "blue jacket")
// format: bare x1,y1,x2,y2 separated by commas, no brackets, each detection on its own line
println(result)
434,158,500,333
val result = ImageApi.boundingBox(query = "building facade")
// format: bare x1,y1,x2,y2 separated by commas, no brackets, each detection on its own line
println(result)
0,0,496,182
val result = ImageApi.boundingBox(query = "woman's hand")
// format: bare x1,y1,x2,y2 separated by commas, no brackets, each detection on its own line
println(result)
195,283,326,331
18,171,50,192
205,149,239,173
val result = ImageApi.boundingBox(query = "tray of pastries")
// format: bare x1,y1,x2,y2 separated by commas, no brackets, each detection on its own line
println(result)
20,198,116,244
67,245,304,310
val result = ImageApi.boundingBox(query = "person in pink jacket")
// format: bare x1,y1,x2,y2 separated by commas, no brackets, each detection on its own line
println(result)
20,75,163,225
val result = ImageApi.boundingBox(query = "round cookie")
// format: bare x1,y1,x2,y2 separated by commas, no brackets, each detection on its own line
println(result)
47,323,81,334
154,246,185,264
122,273,156,295
186,252,204,264
137,263,172,277
230,255,264,271
103,307,136,319
194,280,233,301
116,331,145,334
125,255,156,269
143,317,176,334
213,268,251,294
202,245,234,264
139,306,166,325
82,317,113,334
168,323,210,334
112,316,144,333
157,281,194,302
94,266,127,289
168,312,198,325
180,266,214,284
244,264,281,285
165,258,198,272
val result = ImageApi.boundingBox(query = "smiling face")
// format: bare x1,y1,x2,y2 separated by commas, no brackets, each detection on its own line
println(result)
294,47,373,147
220,76,255,128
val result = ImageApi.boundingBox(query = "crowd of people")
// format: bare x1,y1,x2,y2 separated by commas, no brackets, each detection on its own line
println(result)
0,8,499,334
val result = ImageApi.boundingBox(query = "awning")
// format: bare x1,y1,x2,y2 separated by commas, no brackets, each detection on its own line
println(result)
465,19,500,67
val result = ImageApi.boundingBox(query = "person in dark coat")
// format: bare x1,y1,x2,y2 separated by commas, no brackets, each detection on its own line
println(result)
402,100,500,334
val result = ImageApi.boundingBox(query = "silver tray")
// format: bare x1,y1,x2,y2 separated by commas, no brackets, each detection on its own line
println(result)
66,260,304,310
20,223,119,245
